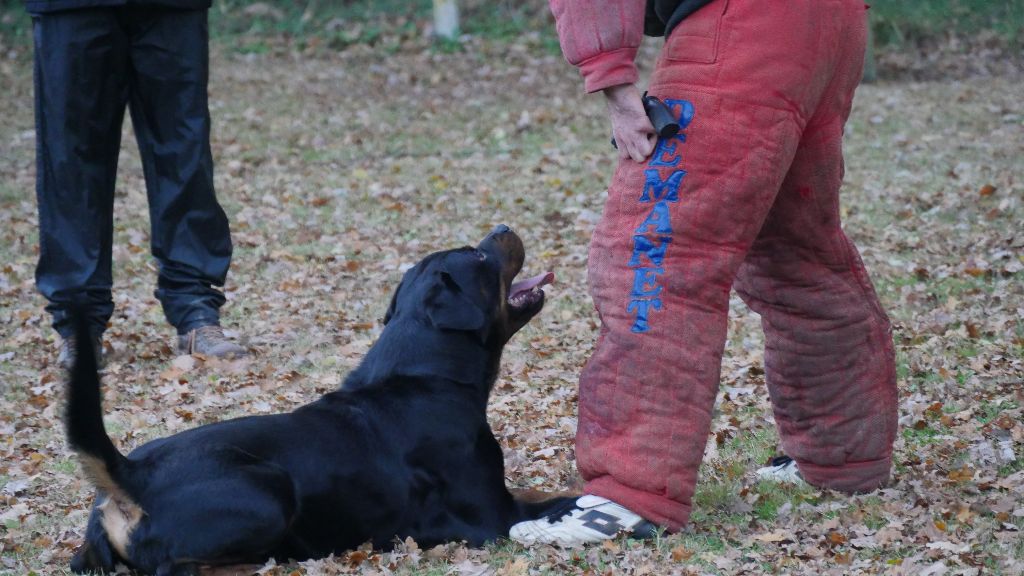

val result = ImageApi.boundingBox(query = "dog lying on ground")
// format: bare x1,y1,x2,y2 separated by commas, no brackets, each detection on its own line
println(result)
66,225,568,575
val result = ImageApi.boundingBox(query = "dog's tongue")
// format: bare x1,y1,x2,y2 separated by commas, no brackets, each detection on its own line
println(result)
510,271,554,297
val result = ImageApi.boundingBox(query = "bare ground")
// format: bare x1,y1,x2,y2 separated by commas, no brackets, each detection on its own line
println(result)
1,34,1022,575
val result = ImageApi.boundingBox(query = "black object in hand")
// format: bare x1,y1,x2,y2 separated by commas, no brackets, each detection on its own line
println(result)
611,92,681,149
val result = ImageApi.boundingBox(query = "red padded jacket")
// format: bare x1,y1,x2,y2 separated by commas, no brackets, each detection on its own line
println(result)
549,0,713,93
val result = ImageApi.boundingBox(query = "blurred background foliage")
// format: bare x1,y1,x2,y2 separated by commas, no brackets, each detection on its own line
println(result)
1,0,1021,49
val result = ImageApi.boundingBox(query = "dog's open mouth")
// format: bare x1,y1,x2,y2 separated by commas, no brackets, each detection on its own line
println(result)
508,271,554,311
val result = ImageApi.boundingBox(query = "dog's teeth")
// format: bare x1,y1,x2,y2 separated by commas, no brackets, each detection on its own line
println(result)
509,292,531,307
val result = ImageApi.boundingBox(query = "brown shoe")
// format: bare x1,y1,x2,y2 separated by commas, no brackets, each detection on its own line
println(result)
58,335,104,370
176,325,247,358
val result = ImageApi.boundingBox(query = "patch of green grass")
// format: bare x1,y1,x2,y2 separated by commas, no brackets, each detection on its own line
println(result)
997,457,1024,478
977,399,1020,424
235,39,271,55
0,180,23,204
0,3,31,46
931,275,1004,299
692,474,814,527
324,23,387,51
691,424,787,527
104,418,125,438
754,480,817,522
0,544,50,576
693,479,739,515
208,0,430,40
857,496,888,530
881,273,1009,312
0,0,556,51
902,423,943,445
873,273,920,304
753,493,781,521
725,426,778,465
432,36,464,54
870,0,1024,46
6,0,1022,55
50,457,77,475
953,368,973,385
905,370,943,394
878,546,921,567
895,354,911,381
684,531,727,550
204,0,560,52
1012,522,1024,559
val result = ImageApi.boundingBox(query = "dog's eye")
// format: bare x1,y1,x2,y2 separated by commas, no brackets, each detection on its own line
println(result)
473,249,486,261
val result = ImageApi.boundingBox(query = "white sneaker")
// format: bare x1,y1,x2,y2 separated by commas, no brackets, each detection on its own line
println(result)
509,495,658,547
756,455,807,486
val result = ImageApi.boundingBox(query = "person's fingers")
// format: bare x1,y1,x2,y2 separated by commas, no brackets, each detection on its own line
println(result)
610,111,657,162
628,138,646,163
605,84,658,162
632,121,656,162
639,133,657,159
612,127,630,160
617,132,634,162
622,130,654,163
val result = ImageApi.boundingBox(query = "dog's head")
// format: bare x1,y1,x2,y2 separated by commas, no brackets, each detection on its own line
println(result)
383,225,553,345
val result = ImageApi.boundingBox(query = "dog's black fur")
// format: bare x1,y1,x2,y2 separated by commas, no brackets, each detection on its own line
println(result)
66,226,569,575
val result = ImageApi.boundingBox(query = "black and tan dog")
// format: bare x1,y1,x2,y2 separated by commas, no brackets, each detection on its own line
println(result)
66,225,567,575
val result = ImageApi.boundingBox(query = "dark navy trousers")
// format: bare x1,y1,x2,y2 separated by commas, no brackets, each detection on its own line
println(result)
33,6,232,338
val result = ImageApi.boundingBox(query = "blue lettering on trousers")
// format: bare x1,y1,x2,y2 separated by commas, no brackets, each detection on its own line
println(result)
626,99,694,333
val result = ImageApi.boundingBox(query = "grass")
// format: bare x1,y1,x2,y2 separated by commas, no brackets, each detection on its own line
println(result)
4,0,1022,50
978,399,1020,424
690,424,821,530
870,0,1024,46
217,0,432,45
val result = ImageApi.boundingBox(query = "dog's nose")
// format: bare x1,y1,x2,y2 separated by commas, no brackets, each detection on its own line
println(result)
490,224,511,236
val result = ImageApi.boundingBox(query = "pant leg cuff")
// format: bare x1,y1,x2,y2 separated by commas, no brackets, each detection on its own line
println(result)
585,475,690,532
176,315,220,335
797,456,893,494
52,314,105,339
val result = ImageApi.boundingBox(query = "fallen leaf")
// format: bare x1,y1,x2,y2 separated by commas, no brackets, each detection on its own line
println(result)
671,545,694,561
850,535,878,549
927,541,969,553
828,531,847,545
754,530,794,543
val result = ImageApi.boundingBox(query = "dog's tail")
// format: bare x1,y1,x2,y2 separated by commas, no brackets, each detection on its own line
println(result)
65,304,132,498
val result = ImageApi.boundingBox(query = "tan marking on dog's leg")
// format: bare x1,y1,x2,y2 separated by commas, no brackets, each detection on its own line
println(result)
79,452,146,558
97,494,144,559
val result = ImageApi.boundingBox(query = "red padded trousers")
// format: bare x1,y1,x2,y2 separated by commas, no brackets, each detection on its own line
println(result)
577,0,898,531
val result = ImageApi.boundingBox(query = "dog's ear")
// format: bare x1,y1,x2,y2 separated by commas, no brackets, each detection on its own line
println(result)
425,271,487,332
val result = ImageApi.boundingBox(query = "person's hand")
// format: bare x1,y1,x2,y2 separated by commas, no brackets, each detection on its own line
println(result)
604,84,657,163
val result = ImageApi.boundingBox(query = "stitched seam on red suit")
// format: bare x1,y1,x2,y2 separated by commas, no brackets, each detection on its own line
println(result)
648,84,805,125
